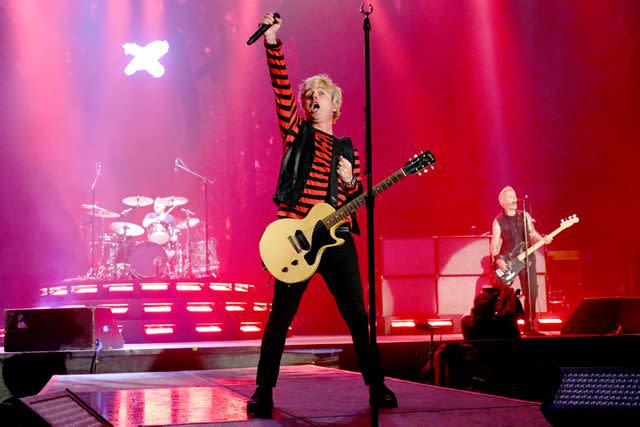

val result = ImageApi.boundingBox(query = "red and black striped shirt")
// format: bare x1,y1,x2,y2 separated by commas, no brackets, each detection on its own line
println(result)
265,40,361,222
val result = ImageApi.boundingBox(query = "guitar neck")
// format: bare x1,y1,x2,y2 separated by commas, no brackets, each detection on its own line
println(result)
323,168,406,228
516,224,565,261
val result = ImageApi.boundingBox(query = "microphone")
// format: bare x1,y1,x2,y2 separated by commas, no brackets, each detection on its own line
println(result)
180,207,196,216
247,13,280,45
517,195,528,202
121,207,133,215
92,162,102,191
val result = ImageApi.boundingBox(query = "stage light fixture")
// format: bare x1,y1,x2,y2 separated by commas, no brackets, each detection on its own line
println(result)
144,324,175,335
141,282,169,291
123,40,169,78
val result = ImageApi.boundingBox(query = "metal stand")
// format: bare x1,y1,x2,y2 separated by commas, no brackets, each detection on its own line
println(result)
361,5,380,425
88,162,102,277
521,198,534,329
175,158,215,277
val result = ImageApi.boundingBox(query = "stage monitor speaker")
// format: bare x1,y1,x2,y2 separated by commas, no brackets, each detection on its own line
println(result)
18,388,112,426
541,367,640,426
381,276,437,317
382,238,435,276
560,297,640,335
4,307,124,352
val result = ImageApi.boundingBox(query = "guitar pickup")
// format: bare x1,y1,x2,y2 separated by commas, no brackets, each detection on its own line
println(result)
294,230,311,251
287,235,302,253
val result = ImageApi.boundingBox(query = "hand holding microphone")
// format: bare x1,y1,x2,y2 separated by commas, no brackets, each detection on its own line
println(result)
247,13,281,45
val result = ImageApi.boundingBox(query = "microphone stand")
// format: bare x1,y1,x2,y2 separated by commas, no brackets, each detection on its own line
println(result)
89,163,101,277
521,198,534,330
361,7,379,424
175,159,215,278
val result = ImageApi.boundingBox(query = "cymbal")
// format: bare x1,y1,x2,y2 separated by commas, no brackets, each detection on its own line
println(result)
177,217,200,229
122,195,154,207
81,204,120,218
160,196,188,207
110,221,144,237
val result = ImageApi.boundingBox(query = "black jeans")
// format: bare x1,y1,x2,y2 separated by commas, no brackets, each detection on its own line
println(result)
256,232,383,387
518,257,538,328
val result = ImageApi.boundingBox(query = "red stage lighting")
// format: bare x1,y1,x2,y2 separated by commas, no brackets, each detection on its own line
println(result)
144,324,175,335
186,303,214,313
101,304,129,314
195,324,223,333
143,303,173,313
106,283,134,292
141,282,169,291
176,282,203,291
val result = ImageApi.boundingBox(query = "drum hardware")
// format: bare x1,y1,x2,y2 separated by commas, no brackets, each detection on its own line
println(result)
174,157,215,277
159,195,188,207
122,195,154,207
110,221,145,237
81,204,121,218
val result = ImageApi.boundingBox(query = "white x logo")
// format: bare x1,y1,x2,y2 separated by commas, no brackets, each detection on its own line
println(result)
123,40,169,78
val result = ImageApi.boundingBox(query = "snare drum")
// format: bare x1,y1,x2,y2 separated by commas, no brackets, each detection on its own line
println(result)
129,241,167,278
147,221,171,245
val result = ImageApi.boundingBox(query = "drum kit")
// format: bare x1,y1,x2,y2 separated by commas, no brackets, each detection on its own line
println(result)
83,195,218,280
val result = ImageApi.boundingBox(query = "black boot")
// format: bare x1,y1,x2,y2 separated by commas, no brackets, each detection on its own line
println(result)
246,385,273,418
369,383,398,408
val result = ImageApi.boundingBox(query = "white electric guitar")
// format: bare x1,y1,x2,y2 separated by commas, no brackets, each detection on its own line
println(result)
259,150,436,284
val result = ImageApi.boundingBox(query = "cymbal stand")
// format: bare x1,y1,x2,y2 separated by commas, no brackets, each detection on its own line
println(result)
87,162,103,278
184,211,195,278
175,158,215,277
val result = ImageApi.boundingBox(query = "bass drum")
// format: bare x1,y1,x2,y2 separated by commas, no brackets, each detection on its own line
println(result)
129,241,167,278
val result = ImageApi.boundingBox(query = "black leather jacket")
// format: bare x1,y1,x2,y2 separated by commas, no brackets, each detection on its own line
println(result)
273,120,361,234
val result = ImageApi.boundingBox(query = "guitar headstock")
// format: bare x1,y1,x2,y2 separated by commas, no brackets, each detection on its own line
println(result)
560,214,580,229
403,150,436,176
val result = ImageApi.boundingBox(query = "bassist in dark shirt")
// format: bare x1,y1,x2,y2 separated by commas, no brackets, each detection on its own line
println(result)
490,186,552,335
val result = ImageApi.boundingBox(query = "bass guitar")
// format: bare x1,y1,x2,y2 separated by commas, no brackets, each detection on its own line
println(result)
259,150,436,283
495,214,579,284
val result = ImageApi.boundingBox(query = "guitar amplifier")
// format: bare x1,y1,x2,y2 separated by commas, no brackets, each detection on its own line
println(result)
4,307,124,352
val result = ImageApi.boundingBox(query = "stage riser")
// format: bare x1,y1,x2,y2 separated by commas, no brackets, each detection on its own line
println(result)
2,335,638,404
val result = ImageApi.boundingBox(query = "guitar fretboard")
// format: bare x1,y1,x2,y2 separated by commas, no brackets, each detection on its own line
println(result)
322,168,406,228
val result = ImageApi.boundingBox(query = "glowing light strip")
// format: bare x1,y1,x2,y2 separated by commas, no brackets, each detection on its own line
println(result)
101,304,129,314
225,303,246,312
240,323,262,333
428,319,453,327
50,286,68,296
177,283,202,291
195,324,223,333
210,282,233,291
537,318,563,324
143,304,172,313
141,282,169,291
390,320,416,328
253,303,268,312
144,325,175,335
234,283,253,292
107,284,134,292
186,303,214,313
72,285,98,294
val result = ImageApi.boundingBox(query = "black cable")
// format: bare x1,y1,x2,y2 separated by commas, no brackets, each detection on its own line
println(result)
90,339,102,374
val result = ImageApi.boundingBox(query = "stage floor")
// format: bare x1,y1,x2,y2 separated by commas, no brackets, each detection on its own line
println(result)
39,364,549,426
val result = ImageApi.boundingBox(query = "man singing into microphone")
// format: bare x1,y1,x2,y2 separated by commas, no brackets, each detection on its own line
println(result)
490,186,552,336
246,13,397,418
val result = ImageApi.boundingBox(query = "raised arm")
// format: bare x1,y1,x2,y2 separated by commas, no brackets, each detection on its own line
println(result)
261,14,302,146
